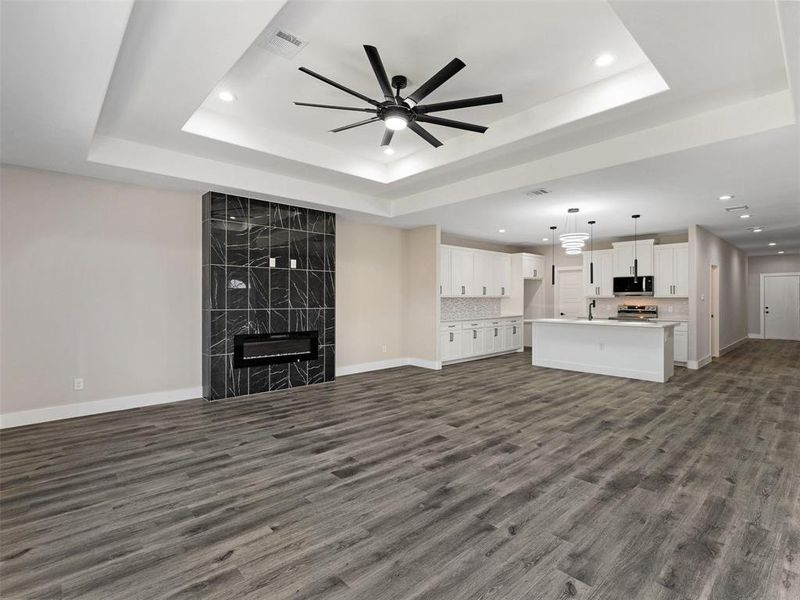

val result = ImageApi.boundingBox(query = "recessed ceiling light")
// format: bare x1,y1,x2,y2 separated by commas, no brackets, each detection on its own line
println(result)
382,147,395,155
778,250,785,254
593,53,616,67
498,229,506,233
542,237,549,242
753,228,763,233
218,90,236,102
719,194,734,201
739,214,751,219
768,242,776,246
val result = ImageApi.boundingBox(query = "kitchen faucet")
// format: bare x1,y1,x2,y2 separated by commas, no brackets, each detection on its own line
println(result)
588,299,596,321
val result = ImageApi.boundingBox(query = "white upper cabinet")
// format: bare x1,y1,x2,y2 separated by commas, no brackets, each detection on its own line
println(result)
450,247,474,296
492,253,511,296
612,239,654,277
583,249,614,298
440,246,452,296
653,243,689,297
521,253,544,279
474,252,493,297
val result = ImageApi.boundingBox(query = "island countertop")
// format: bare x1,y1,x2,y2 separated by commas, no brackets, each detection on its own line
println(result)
533,318,679,329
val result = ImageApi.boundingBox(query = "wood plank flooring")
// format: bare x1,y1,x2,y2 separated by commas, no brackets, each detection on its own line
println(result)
1,340,798,600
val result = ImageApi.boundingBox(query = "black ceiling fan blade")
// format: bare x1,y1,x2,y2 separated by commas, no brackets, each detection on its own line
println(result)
380,129,394,147
364,45,395,102
295,102,377,113
408,121,443,148
299,66,381,107
330,117,381,133
416,114,488,133
406,58,466,105
416,94,503,114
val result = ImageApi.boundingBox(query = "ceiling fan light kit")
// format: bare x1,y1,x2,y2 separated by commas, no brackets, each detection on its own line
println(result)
296,45,503,150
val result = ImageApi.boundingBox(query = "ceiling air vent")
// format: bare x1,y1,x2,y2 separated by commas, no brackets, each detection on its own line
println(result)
255,26,308,59
724,205,749,212
526,188,551,197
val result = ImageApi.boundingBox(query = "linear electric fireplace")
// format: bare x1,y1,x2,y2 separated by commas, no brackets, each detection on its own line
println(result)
234,332,318,368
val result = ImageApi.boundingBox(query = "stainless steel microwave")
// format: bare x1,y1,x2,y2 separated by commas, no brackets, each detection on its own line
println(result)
613,276,654,296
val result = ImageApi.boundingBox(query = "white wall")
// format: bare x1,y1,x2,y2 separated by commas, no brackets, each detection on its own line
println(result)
524,245,583,318
0,166,202,426
747,254,800,336
688,225,748,365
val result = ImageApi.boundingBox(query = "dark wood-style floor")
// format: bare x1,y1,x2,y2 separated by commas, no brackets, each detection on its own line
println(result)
1,341,798,600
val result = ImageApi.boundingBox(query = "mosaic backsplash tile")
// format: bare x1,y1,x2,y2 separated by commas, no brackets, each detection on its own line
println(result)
441,297,503,321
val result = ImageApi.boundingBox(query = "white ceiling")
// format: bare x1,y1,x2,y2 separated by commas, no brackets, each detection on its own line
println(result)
1,0,798,255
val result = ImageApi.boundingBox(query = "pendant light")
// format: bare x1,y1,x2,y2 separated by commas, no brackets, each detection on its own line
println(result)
632,214,640,283
559,208,589,254
550,226,557,286
588,220,596,284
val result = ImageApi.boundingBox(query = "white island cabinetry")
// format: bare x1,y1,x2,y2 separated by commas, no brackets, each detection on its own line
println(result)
532,318,679,382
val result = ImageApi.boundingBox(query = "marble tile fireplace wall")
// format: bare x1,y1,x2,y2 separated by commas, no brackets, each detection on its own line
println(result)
202,192,335,400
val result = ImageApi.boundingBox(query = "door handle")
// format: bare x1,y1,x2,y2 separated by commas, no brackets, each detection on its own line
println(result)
494,328,498,336
560,312,565,316
513,326,516,334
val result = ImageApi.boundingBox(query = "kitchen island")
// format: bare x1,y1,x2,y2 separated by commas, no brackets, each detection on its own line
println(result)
531,318,679,382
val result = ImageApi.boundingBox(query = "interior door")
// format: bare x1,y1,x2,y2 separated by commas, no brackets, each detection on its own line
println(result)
557,269,584,318
764,274,800,340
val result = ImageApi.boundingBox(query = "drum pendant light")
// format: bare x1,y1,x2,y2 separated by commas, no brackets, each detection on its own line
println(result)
632,214,640,283
550,226,557,286
588,220,596,284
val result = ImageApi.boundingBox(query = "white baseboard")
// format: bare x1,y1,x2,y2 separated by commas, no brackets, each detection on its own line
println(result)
687,355,712,370
0,386,203,429
720,336,748,356
748,332,764,339
336,357,441,377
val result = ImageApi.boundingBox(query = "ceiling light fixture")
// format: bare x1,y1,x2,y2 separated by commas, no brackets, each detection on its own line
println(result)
559,208,589,254
778,251,785,254
384,114,408,131
588,220,596,285
542,237,549,242
768,242,776,246
498,229,506,233
218,91,236,102
382,146,395,155
739,214,751,219
594,53,616,67
753,227,763,233
632,214,641,282
719,194,734,201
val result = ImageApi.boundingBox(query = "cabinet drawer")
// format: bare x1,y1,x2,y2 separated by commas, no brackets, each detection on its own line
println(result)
439,322,462,332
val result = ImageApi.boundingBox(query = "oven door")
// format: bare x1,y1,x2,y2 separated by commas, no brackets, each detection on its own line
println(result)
613,276,654,296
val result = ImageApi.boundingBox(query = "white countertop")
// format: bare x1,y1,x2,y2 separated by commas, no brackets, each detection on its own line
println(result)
441,314,522,324
532,318,679,329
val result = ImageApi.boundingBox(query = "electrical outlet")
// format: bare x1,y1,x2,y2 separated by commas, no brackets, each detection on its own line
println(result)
73,377,84,391
381,344,387,353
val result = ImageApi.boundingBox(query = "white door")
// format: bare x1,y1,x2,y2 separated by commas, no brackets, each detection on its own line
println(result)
557,269,584,318
764,274,800,340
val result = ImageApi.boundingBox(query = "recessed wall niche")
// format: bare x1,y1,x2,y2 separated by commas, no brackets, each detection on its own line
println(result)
202,192,335,400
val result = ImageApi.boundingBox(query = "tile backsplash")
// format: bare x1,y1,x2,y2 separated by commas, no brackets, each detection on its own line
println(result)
441,297,502,320
591,297,689,320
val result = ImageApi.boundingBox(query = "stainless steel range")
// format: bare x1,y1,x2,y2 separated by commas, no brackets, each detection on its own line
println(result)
612,304,658,321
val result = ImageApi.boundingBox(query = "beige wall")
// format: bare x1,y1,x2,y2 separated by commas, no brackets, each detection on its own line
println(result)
1,166,202,419
335,219,406,367
747,254,800,335
689,225,748,363
403,225,440,363
335,220,439,370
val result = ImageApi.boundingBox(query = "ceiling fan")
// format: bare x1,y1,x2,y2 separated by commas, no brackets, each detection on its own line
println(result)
295,45,503,149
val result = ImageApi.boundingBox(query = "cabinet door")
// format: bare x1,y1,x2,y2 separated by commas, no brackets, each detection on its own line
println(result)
613,244,635,276
450,249,474,296
476,327,488,355
461,329,475,357
487,325,501,352
636,243,654,276
511,323,521,348
440,247,452,296
653,246,674,297
598,250,615,297
674,331,688,362
440,330,463,361
522,254,534,279
474,252,493,297
673,245,689,297
531,255,544,280
502,325,514,350
493,253,511,296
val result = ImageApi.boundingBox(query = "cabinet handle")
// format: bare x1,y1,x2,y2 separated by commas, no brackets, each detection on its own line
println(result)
501,286,505,295
513,326,516,334
449,332,453,342
439,285,442,295
534,269,537,277
483,286,486,295
494,328,498,336
461,285,465,295
473,330,477,339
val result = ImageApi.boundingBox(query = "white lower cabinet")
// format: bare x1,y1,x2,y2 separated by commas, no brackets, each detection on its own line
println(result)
440,317,522,364
659,320,688,363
